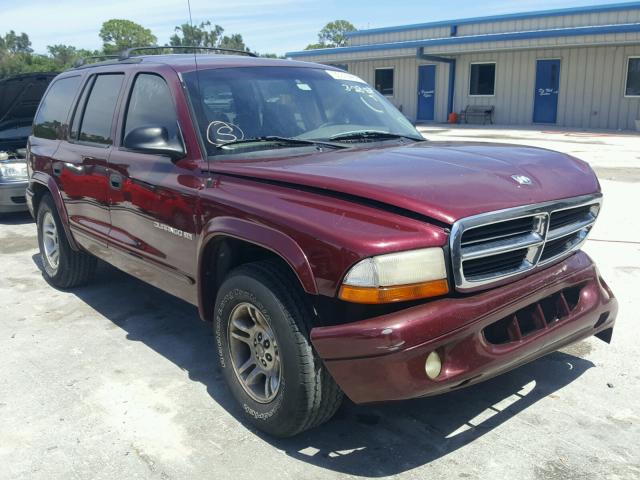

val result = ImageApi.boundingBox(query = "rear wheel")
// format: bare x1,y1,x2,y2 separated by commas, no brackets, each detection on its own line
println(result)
214,260,343,437
36,194,96,288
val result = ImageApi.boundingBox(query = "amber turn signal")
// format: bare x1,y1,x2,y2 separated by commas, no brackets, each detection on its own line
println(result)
338,279,449,304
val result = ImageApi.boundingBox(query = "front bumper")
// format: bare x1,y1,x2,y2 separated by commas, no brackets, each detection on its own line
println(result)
0,180,28,213
311,251,617,404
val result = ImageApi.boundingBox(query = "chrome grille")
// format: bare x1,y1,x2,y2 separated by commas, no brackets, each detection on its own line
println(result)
450,194,601,292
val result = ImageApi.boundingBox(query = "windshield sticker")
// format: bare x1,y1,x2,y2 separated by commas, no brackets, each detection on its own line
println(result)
325,70,367,84
340,83,385,113
360,96,385,113
206,121,245,146
296,83,312,91
342,84,375,95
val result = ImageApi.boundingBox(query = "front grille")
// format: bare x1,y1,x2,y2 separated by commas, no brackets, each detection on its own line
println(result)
463,249,528,280
549,205,593,230
461,217,535,247
450,195,601,292
483,283,585,345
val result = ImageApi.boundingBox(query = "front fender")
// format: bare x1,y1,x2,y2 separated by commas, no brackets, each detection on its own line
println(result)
196,216,318,318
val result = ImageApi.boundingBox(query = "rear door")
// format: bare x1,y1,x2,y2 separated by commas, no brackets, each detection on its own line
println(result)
106,71,201,303
53,73,125,254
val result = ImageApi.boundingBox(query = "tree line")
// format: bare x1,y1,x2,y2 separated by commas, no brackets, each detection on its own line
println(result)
0,18,356,78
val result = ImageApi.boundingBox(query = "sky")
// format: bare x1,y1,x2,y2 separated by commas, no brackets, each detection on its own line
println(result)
0,0,634,56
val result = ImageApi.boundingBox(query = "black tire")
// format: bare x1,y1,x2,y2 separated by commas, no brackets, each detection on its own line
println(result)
36,194,96,288
214,260,343,437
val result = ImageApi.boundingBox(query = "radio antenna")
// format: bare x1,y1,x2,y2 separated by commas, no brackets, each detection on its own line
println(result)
185,0,211,178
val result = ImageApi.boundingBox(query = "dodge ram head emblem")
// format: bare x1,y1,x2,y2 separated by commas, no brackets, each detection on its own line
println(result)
511,175,533,185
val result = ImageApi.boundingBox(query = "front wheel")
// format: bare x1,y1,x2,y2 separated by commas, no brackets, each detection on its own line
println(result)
36,194,96,288
214,260,343,437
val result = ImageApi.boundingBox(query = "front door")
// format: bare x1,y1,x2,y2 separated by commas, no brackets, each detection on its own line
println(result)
106,71,200,304
417,65,436,122
533,59,560,124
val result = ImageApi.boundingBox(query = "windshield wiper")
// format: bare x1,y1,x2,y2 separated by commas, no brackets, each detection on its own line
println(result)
328,131,425,142
218,136,346,150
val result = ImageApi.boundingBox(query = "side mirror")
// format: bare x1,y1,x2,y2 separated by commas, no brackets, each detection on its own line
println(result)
123,126,185,160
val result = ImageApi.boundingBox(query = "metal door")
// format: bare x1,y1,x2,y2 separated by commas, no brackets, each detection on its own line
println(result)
417,65,436,122
533,59,560,123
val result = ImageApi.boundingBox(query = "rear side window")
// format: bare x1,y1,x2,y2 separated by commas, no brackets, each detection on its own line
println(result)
123,73,178,142
77,74,124,145
33,76,81,140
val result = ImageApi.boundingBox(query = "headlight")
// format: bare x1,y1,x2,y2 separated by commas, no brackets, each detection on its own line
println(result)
339,247,449,304
0,162,28,179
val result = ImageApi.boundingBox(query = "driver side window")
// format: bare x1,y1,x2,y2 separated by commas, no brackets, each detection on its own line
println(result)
123,73,178,142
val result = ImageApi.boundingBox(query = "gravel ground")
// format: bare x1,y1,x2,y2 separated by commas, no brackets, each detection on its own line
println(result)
1,127,639,479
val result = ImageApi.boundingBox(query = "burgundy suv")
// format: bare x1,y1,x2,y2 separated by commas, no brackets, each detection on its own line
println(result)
26,50,617,437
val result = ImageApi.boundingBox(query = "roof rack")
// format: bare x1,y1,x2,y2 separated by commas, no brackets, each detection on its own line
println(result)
118,46,257,60
73,55,120,68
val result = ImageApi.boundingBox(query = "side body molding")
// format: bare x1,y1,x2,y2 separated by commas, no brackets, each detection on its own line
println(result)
31,171,80,251
197,216,318,317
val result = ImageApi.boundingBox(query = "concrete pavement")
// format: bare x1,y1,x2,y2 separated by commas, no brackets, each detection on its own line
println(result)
1,127,639,479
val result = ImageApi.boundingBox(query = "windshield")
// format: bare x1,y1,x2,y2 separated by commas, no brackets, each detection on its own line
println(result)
183,66,422,156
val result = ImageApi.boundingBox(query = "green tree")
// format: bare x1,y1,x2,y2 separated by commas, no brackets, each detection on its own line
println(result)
305,20,355,50
259,53,284,59
170,21,223,48
169,21,249,53
99,19,157,55
0,30,33,54
45,45,101,69
218,34,249,52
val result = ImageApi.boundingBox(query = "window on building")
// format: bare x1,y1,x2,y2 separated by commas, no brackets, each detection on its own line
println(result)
33,76,81,140
626,57,640,97
375,68,394,96
77,74,124,145
124,74,178,143
469,63,496,96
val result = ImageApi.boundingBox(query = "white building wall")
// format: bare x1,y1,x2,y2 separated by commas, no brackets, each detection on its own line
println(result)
292,7,640,130
453,44,640,130
314,44,640,130
347,8,640,46
345,57,449,122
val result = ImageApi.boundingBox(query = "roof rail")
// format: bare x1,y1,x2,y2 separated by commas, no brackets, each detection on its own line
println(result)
73,55,120,68
118,46,257,60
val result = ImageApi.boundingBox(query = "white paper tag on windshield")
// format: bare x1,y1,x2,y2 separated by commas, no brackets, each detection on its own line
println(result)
325,69,367,84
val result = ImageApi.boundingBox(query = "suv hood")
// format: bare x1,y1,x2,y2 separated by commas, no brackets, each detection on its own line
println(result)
212,141,600,225
0,73,56,152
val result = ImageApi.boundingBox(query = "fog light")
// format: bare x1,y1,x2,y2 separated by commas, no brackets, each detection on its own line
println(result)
425,351,442,379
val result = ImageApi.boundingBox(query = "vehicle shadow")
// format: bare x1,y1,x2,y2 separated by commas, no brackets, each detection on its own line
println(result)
0,211,32,225
34,256,595,477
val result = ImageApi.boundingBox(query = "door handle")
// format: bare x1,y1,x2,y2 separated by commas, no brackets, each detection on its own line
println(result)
109,173,123,189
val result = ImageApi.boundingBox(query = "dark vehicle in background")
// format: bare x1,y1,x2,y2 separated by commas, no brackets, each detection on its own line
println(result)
0,73,55,213
26,50,617,437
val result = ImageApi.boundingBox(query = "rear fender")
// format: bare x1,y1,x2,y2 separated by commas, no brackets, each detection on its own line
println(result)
31,171,80,251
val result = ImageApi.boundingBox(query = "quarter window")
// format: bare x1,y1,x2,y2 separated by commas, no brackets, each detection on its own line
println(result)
77,74,124,145
469,63,496,96
33,76,81,140
375,68,394,96
625,57,640,97
123,73,178,142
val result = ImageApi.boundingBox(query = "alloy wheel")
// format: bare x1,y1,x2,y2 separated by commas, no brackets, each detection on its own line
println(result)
228,302,281,403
